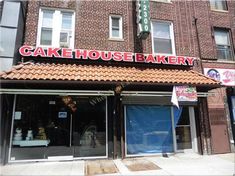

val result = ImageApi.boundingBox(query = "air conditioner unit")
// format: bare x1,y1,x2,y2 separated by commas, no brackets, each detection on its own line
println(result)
60,42,69,48
60,32,70,48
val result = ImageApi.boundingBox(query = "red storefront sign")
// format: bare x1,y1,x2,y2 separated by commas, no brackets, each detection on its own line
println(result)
19,45,196,66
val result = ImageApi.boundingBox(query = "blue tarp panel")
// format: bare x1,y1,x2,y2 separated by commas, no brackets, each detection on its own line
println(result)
126,105,173,155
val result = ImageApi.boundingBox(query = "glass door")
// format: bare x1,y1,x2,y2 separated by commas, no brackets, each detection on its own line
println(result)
47,96,107,159
174,107,197,152
43,96,74,160
73,96,107,158
175,107,192,150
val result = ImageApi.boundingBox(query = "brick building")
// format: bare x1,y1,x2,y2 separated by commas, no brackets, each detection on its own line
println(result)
0,0,234,164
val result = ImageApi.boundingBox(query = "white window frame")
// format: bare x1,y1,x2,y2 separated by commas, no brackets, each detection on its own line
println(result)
151,20,176,55
209,0,228,11
214,28,234,61
109,15,123,40
37,8,75,49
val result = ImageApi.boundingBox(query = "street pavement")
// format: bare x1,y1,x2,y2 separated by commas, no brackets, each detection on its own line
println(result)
1,152,234,175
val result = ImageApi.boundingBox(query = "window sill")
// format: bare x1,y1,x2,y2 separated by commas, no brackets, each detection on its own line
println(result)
36,45,74,49
203,59,235,64
153,52,175,56
150,0,172,4
210,9,228,13
108,38,124,42
36,45,52,49
217,59,235,64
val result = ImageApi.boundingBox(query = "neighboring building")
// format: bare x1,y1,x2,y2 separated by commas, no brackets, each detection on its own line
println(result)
0,0,27,164
198,0,235,154
0,0,234,164
0,0,27,71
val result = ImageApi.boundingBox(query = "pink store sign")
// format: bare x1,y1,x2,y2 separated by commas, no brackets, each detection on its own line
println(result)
175,86,197,102
204,68,235,86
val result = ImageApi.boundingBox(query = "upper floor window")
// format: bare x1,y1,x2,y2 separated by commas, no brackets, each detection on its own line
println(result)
214,29,234,60
37,9,75,48
152,21,175,55
210,0,228,11
109,15,123,40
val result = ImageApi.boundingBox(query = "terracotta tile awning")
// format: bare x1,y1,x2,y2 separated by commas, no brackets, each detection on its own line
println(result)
0,62,220,86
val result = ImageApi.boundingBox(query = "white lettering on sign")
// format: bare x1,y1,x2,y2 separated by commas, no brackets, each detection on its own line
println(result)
19,45,196,66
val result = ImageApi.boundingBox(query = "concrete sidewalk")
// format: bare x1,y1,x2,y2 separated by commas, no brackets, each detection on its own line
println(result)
1,153,234,175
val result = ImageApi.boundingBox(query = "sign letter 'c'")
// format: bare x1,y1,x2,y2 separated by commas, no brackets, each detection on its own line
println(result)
19,46,33,56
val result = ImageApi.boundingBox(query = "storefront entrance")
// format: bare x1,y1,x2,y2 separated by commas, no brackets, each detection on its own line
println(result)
174,107,198,153
9,95,107,162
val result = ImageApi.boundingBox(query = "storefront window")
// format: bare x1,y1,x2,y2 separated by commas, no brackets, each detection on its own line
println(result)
125,105,173,155
10,95,107,161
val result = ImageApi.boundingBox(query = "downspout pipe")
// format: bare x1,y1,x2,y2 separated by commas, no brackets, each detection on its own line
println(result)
193,16,204,74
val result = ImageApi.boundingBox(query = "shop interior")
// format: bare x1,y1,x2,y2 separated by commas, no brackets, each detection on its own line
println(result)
10,95,107,161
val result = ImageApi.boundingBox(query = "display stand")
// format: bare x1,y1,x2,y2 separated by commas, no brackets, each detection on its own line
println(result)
12,140,50,147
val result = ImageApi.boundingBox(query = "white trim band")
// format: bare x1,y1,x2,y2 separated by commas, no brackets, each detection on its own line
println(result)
121,91,215,97
0,89,114,96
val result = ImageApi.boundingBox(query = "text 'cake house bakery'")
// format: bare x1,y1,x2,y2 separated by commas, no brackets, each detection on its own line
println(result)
19,45,196,66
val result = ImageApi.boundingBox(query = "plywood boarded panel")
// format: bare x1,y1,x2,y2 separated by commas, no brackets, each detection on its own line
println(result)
209,108,226,125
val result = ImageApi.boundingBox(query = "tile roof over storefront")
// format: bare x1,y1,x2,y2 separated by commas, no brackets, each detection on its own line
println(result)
0,62,220,86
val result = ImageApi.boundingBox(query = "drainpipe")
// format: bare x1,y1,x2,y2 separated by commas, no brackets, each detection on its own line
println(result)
193,17,204,74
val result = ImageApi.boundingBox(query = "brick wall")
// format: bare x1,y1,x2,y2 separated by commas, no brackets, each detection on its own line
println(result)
24,0,235,59
24,0,137,52
207,88,227,109
198,98,212,155
203,61,235,70
149,1,199,57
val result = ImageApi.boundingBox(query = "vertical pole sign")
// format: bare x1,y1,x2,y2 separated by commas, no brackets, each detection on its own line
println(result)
136,0,151,39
